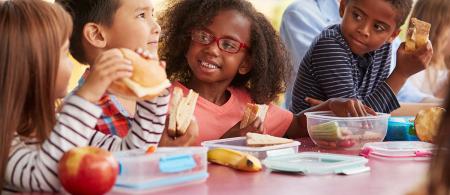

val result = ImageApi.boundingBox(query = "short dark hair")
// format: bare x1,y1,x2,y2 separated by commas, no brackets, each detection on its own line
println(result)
56,0,121,64
159,0,291,104
346,0,413,27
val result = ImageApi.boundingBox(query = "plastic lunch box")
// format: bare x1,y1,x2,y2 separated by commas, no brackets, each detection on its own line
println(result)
112,147,208,193
201,136,301,160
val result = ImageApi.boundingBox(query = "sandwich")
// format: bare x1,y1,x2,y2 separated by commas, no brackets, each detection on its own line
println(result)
240,103,269,129
246,132,293,147
108,48,171,100
405,18,431,52
414,107,445,143
167,87,199,137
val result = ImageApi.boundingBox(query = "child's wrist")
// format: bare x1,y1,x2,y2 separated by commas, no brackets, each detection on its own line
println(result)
391,69,409,81
75,88,99,104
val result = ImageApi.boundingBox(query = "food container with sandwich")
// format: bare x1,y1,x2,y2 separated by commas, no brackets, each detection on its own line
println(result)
305,111,389,150
112,147,208,194
202,133,301,160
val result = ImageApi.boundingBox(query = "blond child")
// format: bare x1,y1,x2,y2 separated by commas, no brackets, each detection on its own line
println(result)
0,0,167,192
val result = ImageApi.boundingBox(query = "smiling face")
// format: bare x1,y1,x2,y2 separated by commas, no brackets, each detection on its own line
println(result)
104,0,160,55
339,0,400,56
185,9,251,85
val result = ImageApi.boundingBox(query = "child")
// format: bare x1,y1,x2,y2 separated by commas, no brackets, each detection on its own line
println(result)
56,0,175,137
0,0,168,192
157,0,375,146
408,86,450,195
291,0,433,114
398,0,450,103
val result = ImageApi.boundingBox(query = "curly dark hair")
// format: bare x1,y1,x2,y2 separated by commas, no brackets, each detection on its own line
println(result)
56,0,121,64
345,0,413,27
158,0,291,104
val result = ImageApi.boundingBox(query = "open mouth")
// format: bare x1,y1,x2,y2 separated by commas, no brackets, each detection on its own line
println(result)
199,60,220,70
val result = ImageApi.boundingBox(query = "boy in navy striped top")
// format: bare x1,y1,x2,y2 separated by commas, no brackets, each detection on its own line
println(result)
291,0,433,114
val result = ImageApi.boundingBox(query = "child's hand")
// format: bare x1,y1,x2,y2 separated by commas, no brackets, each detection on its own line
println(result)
159,117,199,146
305,97,375,117
76,49,133,103
395,41,433,78
221,118,265,139
327,98,376,117
305,97,324,107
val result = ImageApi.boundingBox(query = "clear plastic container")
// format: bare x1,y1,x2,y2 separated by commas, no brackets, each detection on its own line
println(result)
201,137,301,160
262,152,370,175
112,147,208,193
361,141,435,160
305,111,389,150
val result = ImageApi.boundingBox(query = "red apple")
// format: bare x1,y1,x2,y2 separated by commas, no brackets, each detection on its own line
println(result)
58,146,119,195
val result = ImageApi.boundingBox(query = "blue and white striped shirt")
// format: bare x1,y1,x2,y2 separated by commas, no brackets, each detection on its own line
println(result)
291,24,400,114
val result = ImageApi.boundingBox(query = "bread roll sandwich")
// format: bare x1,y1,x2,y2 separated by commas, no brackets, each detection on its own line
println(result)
406,18,431,52
240,103,268,129
246,132,293,147
414,107,445,143
167,87,199,137
108,48,171,100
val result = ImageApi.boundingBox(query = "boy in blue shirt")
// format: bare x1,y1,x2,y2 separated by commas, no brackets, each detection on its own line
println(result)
291,0,433,114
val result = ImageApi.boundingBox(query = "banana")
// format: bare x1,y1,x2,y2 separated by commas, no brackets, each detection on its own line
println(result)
207,148,262,172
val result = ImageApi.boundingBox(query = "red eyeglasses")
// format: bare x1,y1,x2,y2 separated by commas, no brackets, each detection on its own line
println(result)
191,30,249,54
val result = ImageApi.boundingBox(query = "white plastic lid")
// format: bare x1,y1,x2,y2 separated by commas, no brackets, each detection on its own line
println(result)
361,141,435,160
262,152,370,175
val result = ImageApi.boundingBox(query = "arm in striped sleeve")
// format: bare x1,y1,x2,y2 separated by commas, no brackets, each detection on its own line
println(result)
89,89,170,151
5,91,170,192
4,95,101,192
311,38,399,113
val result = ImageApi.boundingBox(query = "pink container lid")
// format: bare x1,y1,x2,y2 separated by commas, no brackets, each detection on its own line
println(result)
360,141,435,160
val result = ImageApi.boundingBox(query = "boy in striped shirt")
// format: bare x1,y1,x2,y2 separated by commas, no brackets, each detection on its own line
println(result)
291,0,433,114
57,0,168,137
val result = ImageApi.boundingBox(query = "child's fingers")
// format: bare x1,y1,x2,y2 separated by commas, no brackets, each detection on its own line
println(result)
94,63,133,82
364,105,377,116
95,49,124,65
346,100,359,117
355,101,367,117
135,48,158,60
250,117,263,133
108,70,133,81
186,117,199,137
95,58,133,72
415,40,432,54
305,97,323,106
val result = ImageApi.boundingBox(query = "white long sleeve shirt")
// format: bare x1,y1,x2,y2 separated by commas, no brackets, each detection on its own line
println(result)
3,93,169,193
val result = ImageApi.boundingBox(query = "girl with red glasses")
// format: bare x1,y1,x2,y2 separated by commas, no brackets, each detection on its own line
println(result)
157,0,375,146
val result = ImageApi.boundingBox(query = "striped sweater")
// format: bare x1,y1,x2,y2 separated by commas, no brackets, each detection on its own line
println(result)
291,24,400,114
3,93,169,193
